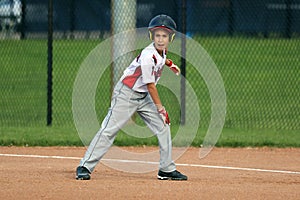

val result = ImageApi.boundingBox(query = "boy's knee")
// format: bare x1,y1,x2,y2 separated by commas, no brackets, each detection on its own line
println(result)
156,124,170,135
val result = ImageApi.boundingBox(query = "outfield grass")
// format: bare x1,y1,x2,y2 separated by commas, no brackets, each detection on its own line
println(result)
196,37,300,130
0,40,47,127
0,37,299,147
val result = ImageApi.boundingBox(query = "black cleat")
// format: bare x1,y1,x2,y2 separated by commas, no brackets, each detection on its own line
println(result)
157,170,188,181
76,166,91,180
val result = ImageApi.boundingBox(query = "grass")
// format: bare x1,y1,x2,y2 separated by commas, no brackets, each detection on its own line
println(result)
1,126,300,147
195,37,300,130
0,126,81,146
0,40,47,126
0,37,299,147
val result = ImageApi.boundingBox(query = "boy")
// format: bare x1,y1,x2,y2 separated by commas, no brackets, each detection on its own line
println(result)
76,14,187,181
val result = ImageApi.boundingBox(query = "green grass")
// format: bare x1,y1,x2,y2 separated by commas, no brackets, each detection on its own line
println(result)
0,126,81,146
0,37,299,147
193,37,300,130
1,126,300,147
0,40,47,126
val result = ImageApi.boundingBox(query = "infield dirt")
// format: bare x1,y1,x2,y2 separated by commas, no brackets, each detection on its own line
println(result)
0,147,299,199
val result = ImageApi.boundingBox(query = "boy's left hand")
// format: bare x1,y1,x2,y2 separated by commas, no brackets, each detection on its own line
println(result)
158,106,171,125
166,59,181,76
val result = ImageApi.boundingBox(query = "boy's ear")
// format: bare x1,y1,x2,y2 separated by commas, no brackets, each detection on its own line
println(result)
170,33,175,42
149,31,153,40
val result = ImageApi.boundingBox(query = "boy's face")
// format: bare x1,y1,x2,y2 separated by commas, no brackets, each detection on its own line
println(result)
153,29,170,52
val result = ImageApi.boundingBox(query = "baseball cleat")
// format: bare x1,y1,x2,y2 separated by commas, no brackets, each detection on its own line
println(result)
157,170,188,181
76,166,91,180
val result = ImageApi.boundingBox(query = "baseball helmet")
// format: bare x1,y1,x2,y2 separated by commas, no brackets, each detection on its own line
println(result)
148,14,176,42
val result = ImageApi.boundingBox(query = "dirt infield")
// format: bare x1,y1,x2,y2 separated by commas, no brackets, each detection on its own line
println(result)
0,146,299,200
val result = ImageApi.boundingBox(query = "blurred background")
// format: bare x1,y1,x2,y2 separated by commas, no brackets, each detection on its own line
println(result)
1,0,300,38
0,0,299,146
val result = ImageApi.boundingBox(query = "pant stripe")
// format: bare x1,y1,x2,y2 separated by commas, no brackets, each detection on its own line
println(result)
81,84,124,168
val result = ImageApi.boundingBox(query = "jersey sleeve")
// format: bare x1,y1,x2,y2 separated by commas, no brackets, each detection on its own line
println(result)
140,53,155,84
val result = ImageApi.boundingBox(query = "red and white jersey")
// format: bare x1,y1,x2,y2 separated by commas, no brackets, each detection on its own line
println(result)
121,43,166,92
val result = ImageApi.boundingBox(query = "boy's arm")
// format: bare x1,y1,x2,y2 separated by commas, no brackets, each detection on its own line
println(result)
147,82,163,109
147,83,170,125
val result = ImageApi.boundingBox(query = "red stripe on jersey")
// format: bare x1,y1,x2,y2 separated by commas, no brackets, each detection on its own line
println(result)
152,55,157,65
122,66,142,88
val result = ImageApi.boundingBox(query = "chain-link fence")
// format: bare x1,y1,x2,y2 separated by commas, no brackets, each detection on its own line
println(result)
1,0,299,130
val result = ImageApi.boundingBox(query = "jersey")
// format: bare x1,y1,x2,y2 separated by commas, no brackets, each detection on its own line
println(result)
120,43,166,93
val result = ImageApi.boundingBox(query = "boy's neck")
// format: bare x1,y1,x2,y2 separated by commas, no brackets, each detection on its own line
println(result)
156,48,164,57
152,43,164,57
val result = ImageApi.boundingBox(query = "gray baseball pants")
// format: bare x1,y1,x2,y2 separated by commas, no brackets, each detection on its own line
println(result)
79,81,176,173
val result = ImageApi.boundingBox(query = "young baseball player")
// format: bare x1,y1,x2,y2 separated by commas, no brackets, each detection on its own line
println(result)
76,14,187,181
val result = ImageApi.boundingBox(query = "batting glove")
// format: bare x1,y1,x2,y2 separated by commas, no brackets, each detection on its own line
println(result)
166,59,180,76
158,106,171,125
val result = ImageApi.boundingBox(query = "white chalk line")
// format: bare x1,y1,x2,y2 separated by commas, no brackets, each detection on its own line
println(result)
0,153,300,175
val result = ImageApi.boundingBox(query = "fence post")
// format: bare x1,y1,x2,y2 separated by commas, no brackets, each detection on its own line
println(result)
111,0,136,86
69,0,75,39
180,0,187,125
47,0,53,126
20,0,26,39
285,0,292,39
228,0,234,36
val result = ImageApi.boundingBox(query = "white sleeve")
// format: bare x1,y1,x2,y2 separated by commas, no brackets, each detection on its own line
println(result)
140,54,155,84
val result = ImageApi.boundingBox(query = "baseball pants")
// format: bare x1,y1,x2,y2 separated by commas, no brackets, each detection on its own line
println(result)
79,81,176,173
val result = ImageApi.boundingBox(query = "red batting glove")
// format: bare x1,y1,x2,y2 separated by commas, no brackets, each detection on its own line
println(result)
166,59,181,76
158,107,171,125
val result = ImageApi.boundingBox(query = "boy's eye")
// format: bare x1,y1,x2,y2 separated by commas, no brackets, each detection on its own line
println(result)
155,34,168,38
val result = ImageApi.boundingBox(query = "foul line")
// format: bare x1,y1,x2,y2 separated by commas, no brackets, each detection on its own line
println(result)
0,153,300,175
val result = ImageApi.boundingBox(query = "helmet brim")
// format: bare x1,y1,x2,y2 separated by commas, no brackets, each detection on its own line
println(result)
149,26,174,33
